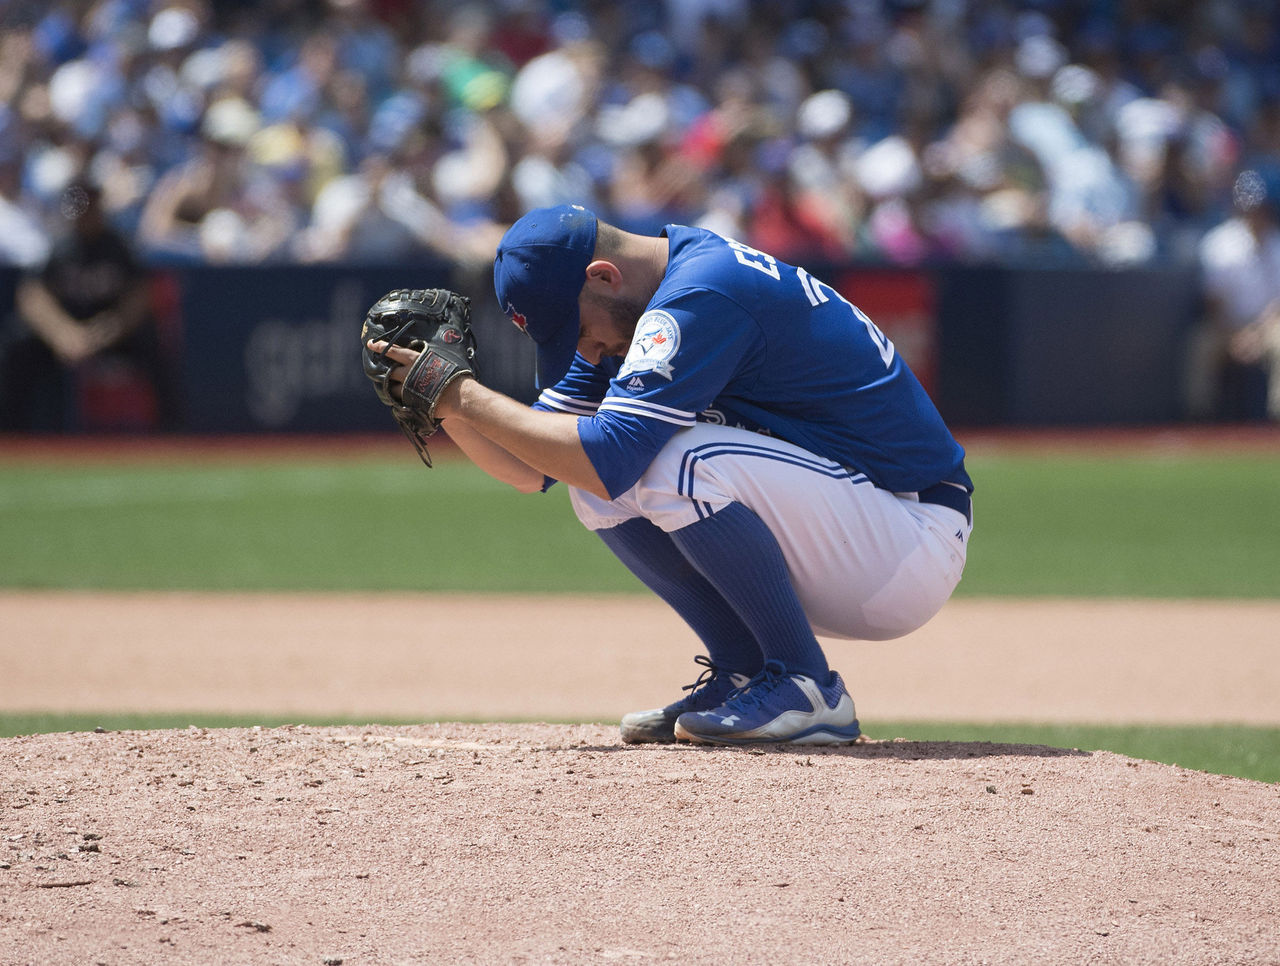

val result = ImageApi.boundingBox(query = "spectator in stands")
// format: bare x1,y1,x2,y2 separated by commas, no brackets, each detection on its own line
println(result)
1008,30,1148,265
679,67,776,241
783,88,865,257
137,95,295,263
0,178,172,431
599,92,706,235
0,150,50,269
294,145,504,268
1188,166,1280,421
259,31,340,127
296,150,436,262
2,0,1280,274
325,0,399,107
749,139,854,264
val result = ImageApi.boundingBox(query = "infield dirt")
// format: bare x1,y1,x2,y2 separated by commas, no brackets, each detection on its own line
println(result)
2,591,1279,964
2,592,1277,725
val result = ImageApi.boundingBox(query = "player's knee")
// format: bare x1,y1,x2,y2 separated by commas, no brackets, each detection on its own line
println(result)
630,436,737,530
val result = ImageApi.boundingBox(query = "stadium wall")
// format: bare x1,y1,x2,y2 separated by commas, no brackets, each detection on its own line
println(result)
0,262,1201,431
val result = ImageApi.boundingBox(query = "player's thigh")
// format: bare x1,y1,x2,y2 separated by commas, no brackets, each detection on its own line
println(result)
633,424,968,640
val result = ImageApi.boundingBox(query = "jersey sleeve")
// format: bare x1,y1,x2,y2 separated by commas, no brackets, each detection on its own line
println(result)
528,353,619,491
578,288,764,498
531,352,617,416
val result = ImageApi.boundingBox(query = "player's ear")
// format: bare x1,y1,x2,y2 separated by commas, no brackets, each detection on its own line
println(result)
584,259,621,292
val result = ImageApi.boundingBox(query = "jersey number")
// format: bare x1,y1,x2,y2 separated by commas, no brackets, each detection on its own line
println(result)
797,267,895,369
727,239,780,280
727,241,894,370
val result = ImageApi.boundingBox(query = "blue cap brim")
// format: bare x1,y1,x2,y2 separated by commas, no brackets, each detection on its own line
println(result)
493,204,597,390
535,322,580,389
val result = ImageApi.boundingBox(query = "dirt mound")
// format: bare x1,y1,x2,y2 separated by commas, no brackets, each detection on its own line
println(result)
2,723,1277,965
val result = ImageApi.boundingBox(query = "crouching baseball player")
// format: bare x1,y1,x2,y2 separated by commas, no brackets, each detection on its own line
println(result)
362,204,973,746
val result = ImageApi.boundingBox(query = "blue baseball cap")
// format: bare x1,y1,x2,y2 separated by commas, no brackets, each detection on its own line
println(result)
494,204,598,388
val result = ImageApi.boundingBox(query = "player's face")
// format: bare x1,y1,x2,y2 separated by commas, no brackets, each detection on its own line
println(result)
577,290,644,364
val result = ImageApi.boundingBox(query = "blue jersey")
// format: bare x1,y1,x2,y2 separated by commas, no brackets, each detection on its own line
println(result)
535,226,970,500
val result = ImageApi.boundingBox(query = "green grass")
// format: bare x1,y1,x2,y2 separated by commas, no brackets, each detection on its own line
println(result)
966,451,1280,597
1,712,1274,783
0,457,641,593
1,449,1278,596
868,721,1280,785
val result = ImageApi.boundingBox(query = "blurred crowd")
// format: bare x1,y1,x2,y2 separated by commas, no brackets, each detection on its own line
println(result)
1,0,1278,273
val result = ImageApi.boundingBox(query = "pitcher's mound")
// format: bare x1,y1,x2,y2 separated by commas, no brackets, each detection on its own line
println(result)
2,723,1277,965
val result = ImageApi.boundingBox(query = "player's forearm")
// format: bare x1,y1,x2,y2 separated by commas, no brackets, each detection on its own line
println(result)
16,280,89,359
17,280,73,335
437,377,610,500
442,416,545,493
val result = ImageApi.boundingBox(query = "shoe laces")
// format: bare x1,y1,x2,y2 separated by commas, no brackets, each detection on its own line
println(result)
680,654,721,697
724,659,792,709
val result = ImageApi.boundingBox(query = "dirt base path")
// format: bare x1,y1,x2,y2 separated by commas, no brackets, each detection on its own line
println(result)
3,592,1278,725
2,723,1278,966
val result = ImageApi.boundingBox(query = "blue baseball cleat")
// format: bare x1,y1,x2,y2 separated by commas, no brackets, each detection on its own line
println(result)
620,655,753,744
673,660,861,745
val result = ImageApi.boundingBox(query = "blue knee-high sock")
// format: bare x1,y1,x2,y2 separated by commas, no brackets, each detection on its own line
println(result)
596,517,763,675
668,502,829,679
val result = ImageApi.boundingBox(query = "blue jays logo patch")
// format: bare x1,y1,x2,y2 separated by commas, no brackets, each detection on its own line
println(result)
619,310,680,381
506,303,528,334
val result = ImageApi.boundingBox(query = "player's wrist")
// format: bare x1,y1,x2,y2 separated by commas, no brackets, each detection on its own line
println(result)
433,372,476,420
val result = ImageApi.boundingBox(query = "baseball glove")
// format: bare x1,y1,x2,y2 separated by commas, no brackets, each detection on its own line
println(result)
361,288,477,467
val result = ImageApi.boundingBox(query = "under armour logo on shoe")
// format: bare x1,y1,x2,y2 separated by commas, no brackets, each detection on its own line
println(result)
719,714,740,727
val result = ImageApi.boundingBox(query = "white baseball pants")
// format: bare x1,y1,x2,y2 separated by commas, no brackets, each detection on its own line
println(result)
569,424,971,641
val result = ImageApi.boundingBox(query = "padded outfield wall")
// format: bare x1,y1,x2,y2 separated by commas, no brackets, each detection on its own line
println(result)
0,261,1200,432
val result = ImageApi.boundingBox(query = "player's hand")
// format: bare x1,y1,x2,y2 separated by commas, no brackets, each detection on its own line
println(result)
359,288,478,467
47,325,96,366
365,338,415,401
1228,324,1268,365
366,338,476,412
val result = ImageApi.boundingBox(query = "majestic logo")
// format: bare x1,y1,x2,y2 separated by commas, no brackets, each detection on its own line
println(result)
619,310,680,381
625,376,646,393
506,303,528,334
